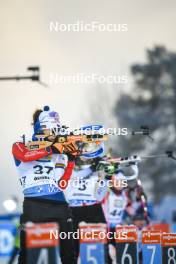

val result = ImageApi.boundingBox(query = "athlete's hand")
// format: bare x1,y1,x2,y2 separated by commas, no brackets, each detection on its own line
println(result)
63,142,80,160
51,143,63,154
104,164,115,176
44,135,57,142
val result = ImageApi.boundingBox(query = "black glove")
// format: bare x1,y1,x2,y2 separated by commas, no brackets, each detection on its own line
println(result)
67,153,76,161
63,142,80,161
104,164,115,174
105,174,113,180
51,143,62,154
91,157,102,171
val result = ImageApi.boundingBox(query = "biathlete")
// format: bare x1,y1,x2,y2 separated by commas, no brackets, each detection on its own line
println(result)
65,142,108,262
12,106,79,264
105,163,139,264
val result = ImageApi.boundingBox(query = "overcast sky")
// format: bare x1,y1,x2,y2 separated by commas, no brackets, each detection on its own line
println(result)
0,0,176,213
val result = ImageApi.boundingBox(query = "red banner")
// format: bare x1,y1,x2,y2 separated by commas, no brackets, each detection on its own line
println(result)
26,223,59,248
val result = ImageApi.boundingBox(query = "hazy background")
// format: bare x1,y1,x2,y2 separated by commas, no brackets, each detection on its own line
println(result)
0,0,176,213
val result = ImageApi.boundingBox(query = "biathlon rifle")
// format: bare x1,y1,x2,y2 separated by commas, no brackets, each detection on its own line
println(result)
24,125,151,153
96,155,141,179
25,125,108,153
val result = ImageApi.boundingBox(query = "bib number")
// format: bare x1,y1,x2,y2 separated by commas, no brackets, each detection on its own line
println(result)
33,165,53,175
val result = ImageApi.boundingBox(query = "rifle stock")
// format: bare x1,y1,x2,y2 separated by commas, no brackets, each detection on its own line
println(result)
26,134,108,151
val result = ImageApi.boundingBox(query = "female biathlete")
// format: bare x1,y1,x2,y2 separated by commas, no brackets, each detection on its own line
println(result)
65,141,107,262
12,106,79,264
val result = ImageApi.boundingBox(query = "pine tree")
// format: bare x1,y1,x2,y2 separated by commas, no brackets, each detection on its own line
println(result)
114,46,176,202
